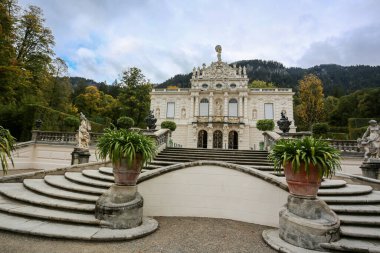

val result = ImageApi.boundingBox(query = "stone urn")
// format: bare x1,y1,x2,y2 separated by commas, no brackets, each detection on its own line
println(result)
284,162,322,198
113,154,143,186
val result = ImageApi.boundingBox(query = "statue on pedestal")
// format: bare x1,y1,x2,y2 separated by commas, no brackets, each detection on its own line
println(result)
215,45,222,62
357,120,380,160
77,112,91,149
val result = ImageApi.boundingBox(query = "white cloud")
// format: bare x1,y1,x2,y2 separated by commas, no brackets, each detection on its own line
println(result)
18,0,380,83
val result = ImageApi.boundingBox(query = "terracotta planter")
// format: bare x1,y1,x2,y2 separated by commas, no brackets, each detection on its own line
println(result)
284,162,322,198
112,154,143,186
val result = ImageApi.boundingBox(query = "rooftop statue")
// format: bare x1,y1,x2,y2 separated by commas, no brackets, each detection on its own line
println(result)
357,120,380,160
215,45,222,62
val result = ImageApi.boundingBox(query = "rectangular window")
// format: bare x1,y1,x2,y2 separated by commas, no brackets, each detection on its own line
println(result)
264,103,274,119
166,102,175,118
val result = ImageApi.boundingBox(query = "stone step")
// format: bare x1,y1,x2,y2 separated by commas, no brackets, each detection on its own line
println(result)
82,169,115,182
321,237,380,252
149,160,180,166
65,172,112,188
339,214,380,226
44,175,105,195
319,179,347,189
0,183,94,212
154,156,271,163
320,191,380,204
330,204,380,214
158,153,269,159
249,165,274,171
340,225,380,240
0,212,158,240
0,194,106,226
98,167,113,175
153,158,272,166
144,164,163,170
165,147,268,153
318,184,373,196
23,179,98,203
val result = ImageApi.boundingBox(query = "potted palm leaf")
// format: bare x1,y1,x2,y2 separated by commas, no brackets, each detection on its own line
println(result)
268,137,341,197
0,126,16,175
97,128,156,186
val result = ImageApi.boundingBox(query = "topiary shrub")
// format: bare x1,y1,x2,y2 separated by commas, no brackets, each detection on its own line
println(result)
63,116,80,131
256,119,274,131
312,123,329,137
117,116,135,129
161,121,176,132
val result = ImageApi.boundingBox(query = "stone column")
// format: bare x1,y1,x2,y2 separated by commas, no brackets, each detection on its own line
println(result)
244,95,248,121
194,95,199,117
239,95,243,117
190,95,194,121
224,92,228,118
209,92,214,117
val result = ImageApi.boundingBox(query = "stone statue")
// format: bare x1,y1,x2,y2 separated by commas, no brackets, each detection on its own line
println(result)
77,112,91,149
181,108,186,119
357,120,380,159
215,100,223,116
215,45,222,62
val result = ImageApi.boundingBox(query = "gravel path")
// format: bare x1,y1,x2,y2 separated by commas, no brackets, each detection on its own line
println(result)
0,217,276,253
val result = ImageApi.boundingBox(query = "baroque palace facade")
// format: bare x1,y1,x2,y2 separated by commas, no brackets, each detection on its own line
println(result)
150,46,295,150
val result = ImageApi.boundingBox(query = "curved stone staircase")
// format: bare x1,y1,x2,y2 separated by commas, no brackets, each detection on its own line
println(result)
0,147,379,251
0,167,157,240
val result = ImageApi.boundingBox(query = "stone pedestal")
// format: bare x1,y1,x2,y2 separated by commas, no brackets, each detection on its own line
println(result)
71,148,91,165
279,195,340,251
360,158,380,179
95,185,143,229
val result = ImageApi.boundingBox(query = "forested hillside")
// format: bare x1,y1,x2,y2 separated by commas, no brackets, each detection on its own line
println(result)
157,60,380,97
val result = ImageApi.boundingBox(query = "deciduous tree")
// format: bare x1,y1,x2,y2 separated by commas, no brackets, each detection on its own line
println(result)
296,74,325,130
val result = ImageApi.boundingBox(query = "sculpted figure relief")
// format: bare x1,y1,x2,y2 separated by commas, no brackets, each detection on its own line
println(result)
357,120,380,159
77,112,91,149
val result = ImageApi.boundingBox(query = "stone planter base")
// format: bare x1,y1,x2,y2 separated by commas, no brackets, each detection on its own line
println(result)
360,158,380,179
71,148,90,165
95,185,144,229
278,195,340,251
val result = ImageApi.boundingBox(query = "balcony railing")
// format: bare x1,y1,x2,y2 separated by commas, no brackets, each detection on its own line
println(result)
195,116,244,124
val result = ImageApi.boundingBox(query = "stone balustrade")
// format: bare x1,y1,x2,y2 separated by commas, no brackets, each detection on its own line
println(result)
263,131,361,155
195,116,244,124
30,129,171,151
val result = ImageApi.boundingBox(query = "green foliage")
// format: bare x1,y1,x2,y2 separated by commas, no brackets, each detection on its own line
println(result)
349,127,368,140
19,104,105,141
268,137,341,178
63,116,80,128
249,80,276,88
0,126,16,174
312,123,329,137
117,116,134,129
97,128,156,167
327,133,348,140
347,118,380,139
329,126,348,133
118,67,152,127
256,119,274,131
161,121,177,132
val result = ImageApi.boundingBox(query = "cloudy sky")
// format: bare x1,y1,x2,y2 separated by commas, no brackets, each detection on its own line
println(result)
18,0,380,84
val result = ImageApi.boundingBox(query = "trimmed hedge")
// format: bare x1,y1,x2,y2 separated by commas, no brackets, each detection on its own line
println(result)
117,116,134,129
256,119,274,131
348,118,380,140
19,104,105,141
329,126,348,133
327,133,349,140
161,121,177,132
312,123,329,136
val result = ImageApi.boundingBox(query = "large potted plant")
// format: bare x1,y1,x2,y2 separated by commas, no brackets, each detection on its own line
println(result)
0,126,16,175
97,128,156,185
268,137,341,197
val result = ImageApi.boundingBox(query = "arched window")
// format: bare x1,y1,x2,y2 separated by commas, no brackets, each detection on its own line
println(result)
216,83,222,89
228,98,238,117
199,98,209,116
230,83,237,89
202,83,208,89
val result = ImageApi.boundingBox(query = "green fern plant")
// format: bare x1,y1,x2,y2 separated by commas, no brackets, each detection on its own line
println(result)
97,128,156,168
0,126,16,174
268,137,341,178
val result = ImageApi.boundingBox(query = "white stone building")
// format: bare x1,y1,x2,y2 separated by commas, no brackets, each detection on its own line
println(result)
150,46,295,150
